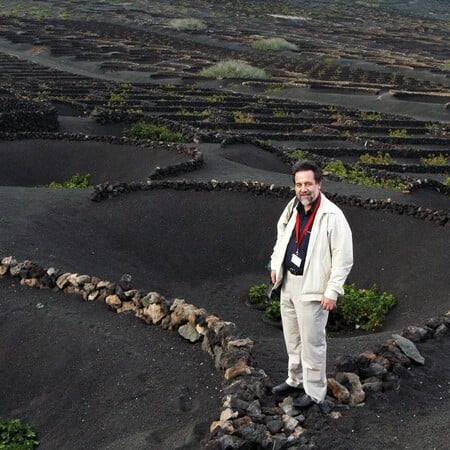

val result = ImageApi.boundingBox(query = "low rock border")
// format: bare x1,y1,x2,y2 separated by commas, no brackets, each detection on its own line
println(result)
90,179,449,226
0,132,203,179
91,107,201,143
1,256,448,449
0,127,447,198
0,96,58,133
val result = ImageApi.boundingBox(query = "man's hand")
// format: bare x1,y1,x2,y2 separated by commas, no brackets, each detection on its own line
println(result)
271,270,277,285
321,296,337,311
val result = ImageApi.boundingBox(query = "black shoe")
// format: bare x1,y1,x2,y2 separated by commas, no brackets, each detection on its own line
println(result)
293,394,315,409
271,382,302,395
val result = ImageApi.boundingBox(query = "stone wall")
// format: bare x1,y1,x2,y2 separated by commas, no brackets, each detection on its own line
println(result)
91,179,449,227
255,139,450,198
0,97,59,132
91,107,201,142
0,131,203,180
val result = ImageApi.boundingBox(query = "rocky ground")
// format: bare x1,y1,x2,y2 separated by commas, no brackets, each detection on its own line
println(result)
0,1,449,449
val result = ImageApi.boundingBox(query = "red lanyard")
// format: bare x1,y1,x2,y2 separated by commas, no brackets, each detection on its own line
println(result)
295,193,321,251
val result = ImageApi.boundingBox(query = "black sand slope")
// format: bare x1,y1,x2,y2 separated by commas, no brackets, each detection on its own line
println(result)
0,183,448,449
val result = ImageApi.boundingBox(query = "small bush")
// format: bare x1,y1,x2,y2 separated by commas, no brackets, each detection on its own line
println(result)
234,111,255,123
425,123,440,134
388,129,408,138
264,83,286,94
264,298,281,322
291,150,307,160
124,122,185,142
420,154,448,166
324,159,407,190
248,283,269,305
0,418,39,449
357,111,382,121
206,94,226,102
168,18,206,31
200,60,270,80
359,152,392,164
251,37,298,52
106,83,132,110
262,284,394,330
272,109,293,117
45,173,91,189
332,284,396,331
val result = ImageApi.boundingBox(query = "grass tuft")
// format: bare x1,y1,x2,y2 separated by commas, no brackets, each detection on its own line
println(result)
359,152,392,165
167,18,206,31
200,60,270,80
388,129,408,138
251,37,298,51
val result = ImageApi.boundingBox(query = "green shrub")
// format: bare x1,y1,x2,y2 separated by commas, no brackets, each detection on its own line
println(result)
420,154,448,166
106,83,132,110
264,298,281,322
357,111,382,121
200,60,270,80
272,109,293,118
248,283,269,305
264,83,286,94
45,173,91,188
124,122,185,142
234,111,255,123
332,284,396,331
425,123,440,134
0,418,39,449
291,150,307,160
359,152,392,164
388,129,408,138
206,94,226,102
251,37,298,52
168,18,206,31
324,159,407,190
262,283,395,330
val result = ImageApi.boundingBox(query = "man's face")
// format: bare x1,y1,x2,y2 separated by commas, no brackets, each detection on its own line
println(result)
294,170,322,207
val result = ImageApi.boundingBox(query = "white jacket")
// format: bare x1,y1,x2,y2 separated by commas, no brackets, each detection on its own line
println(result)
270,193,353,301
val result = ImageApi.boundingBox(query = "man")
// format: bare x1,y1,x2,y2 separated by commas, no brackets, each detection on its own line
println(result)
270,160,353,408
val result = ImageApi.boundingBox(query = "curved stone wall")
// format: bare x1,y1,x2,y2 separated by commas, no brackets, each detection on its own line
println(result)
0,96,59,132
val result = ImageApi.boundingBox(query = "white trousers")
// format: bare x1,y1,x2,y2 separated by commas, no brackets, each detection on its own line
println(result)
280,271,329,403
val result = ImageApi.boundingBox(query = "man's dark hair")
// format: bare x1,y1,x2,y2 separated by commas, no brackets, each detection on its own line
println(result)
292,160,323,183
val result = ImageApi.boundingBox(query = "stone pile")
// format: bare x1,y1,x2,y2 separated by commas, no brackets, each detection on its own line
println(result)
1,255,448,449
149,147,203,180
0,96,58,132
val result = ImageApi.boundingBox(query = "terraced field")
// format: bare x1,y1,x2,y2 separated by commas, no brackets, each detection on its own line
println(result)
0,1,449,449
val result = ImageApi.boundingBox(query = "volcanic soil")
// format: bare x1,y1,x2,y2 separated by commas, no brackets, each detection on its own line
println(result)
0,136,449,449
0,1,449,448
